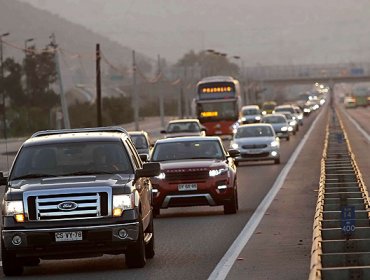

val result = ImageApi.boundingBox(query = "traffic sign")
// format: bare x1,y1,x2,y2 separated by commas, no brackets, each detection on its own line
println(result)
341,206,355,235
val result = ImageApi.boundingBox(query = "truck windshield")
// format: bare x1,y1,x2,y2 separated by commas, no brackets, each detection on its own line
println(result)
10,141,133,180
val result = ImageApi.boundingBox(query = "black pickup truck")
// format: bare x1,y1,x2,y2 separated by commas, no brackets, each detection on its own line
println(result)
0,127,160,276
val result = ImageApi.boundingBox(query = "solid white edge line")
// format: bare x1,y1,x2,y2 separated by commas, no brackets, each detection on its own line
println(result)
340,106,370,143
208,108,325,280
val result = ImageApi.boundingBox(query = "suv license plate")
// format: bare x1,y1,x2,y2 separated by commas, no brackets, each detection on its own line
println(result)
178,183,197,191
55,231,83,242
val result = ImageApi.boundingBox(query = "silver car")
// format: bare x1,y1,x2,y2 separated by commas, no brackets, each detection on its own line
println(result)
230,123,280,165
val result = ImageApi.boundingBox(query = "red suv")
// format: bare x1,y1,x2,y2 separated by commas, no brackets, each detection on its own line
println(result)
150,136,239,215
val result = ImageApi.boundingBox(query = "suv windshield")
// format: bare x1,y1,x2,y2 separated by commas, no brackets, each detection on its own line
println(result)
10,141,134,180
152,140,224,161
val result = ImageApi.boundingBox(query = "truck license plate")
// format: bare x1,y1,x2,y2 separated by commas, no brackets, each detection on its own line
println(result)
55,231,83,242
178,183,197,191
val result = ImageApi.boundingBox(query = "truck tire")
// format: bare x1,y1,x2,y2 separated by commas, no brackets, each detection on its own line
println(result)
125,220,146,268
145,214,155,259
2,242,24,276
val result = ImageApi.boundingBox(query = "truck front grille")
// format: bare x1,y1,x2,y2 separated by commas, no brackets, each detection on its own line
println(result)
25,188,111,221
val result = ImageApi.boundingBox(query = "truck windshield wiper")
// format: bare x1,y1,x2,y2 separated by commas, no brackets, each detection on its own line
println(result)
11,174,58,180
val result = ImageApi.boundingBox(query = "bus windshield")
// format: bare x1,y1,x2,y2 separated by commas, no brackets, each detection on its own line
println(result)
197,101,238,120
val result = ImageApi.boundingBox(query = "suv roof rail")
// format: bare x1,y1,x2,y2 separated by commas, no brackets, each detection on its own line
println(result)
31,126,128,138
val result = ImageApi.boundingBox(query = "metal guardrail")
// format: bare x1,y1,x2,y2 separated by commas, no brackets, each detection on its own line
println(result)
309,108,370,280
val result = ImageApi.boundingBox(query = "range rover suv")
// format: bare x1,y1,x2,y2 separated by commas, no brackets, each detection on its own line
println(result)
0,127,160,276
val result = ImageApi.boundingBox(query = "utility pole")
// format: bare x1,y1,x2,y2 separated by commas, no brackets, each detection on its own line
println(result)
132,50,139,130
157,54,165,128
0,32,10,141
96,43,102,126
50,33,70,129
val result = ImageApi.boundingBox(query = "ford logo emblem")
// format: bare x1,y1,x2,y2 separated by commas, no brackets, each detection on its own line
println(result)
57,201,78,211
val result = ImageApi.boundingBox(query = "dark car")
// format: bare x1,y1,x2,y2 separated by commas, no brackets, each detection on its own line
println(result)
150,136,239,216
0,127,160,276
261,114,292,141
128,130,152,159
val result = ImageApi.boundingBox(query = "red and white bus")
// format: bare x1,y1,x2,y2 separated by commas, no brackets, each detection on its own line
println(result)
195,76,241,136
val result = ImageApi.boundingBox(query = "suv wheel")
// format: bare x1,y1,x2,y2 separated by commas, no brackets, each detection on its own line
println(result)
224,185,238,214
153,207,160,217
144,213,155,259
2,242,24,276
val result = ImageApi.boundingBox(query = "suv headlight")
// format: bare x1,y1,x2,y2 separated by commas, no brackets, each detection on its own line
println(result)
113,194,134,217
156,172,166,180
209,168,228,177
4,201,25,222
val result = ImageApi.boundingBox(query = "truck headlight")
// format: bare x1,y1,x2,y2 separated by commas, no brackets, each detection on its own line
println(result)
209,168,228,177
4,201,25,223
113,194,134,217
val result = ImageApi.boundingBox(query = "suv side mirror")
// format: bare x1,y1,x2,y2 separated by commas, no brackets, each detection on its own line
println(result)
227,149,240,158
136,162,160,178
0,172,8,185
160,130,167,134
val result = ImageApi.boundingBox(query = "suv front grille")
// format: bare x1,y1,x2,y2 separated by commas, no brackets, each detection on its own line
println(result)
25,188,111,221
166,171,209,181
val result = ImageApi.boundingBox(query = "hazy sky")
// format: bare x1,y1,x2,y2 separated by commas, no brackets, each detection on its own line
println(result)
18,0,370,65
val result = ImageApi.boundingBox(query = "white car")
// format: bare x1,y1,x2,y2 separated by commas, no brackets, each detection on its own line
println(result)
230,123,280,165
160,119,206,138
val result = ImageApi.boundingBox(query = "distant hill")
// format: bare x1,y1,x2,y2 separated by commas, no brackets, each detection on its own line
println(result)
0,0,149,92
16,0,370,66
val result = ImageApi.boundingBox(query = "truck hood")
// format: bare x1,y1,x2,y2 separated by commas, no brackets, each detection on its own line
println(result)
6,174,134,200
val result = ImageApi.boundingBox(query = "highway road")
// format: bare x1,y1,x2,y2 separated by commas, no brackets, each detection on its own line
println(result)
0,101,368,279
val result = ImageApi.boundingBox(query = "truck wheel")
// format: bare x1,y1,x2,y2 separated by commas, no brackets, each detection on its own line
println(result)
145,214,155,259
224,186,238,214
23,257,40,266
286,136,290,141
125,220,146,268
2,242,24,276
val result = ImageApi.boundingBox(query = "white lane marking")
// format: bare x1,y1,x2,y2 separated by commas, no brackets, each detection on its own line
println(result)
340,107,370,143
208,109,325,280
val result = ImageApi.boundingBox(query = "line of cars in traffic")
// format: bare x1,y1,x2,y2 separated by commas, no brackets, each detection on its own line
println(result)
0,99,321,275
229,102,314,166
